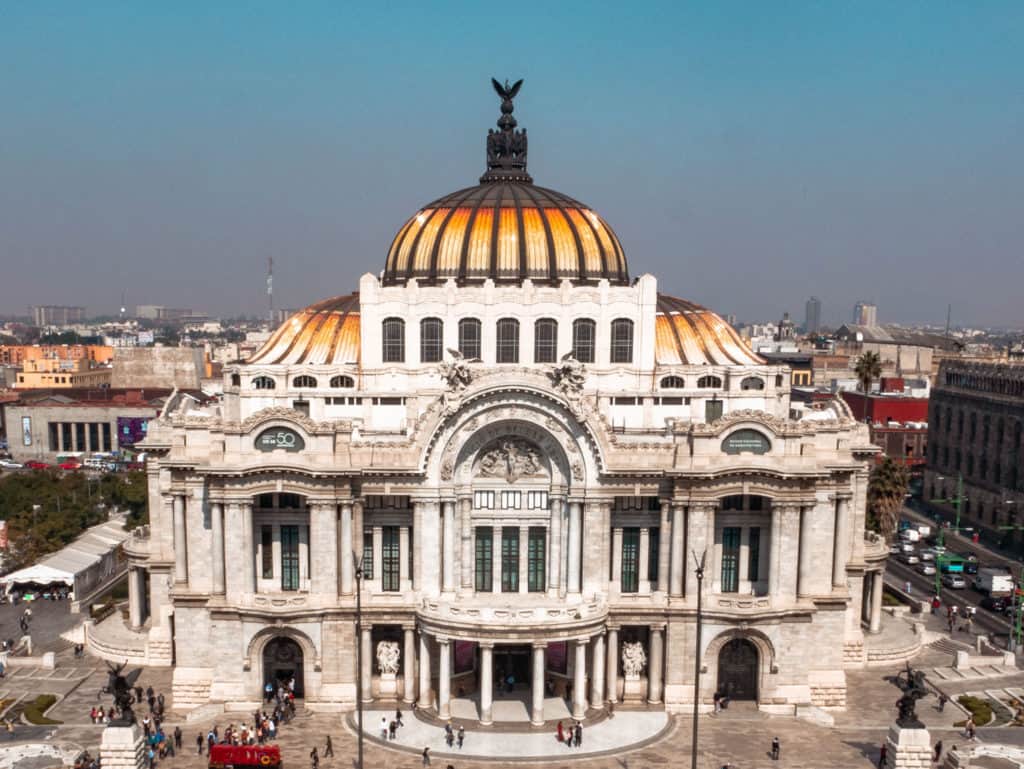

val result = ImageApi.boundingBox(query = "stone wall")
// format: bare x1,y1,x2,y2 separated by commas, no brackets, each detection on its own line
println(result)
112,347,205,389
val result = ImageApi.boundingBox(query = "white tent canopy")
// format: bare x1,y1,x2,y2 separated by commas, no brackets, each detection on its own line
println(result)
0,562,75,590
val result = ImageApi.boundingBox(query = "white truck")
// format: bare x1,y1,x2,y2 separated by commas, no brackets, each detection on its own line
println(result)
974,567,1014,597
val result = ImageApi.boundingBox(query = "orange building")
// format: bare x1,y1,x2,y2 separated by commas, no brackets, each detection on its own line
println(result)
0,345,114,366
15,357,112,389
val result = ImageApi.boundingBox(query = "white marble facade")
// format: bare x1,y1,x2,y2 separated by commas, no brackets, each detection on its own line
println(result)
130,93,883,717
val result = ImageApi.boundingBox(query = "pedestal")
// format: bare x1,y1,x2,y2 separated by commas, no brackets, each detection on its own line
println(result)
885,724,932,769
101,724,146,769
622,674,646,702
379,672,398,697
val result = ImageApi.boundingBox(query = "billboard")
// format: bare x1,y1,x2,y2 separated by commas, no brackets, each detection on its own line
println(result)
117,417,150,447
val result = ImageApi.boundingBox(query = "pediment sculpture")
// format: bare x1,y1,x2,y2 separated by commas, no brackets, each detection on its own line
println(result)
476,438,544,483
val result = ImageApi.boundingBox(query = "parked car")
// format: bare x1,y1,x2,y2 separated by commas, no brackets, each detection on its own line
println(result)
899,541,915,554
889,543,902,555
58,461,81,471
917,562,936,576
942,573,967,589
900,552,920,565
980,596,1009,613
0,459,23,470
24,460,50,470
919,549,936,562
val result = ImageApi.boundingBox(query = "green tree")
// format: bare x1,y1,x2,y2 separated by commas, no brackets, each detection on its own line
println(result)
867,457,911,542
854,350,882,394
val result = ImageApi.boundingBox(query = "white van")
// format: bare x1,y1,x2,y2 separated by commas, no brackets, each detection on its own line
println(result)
899,529,920,543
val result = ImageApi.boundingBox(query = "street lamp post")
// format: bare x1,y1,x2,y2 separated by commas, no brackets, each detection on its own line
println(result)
690,549,707,769
354,557,364,769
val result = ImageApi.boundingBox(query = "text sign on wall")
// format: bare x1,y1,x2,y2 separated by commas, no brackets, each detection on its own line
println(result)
255,427,305,453
721,429,771,455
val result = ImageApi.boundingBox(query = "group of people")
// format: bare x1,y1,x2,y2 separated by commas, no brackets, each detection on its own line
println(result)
555,720,583,748
379,709,405,741
442,722,465,750
308,737,334,769
143,724,182,766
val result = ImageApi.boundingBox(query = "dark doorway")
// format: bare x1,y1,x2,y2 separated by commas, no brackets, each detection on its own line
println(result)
263,637,305,698
494,645,531,694
717,638,758,701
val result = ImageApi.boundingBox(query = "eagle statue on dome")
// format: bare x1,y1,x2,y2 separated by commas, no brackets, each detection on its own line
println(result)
492,77,523,109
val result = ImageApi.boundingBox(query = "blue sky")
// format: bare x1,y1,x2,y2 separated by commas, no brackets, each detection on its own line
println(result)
1,2,1021,326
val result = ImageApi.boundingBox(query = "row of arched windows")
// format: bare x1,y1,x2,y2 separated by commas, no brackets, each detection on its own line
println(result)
658,375,765,390
249,374,355,390
382,317,635,365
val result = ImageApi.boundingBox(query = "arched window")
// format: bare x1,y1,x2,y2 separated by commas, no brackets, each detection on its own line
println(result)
698,375,723,389
740,377,764,391
230,373,241,387
329,375,355,388
572,318,596,363
534,318,558,363
610,318,634,363
382,317,405,363
458,318,481,360
420,317,443,363
252,376,276,390
292,375,318,388
496,318,520,363
660,376,685,389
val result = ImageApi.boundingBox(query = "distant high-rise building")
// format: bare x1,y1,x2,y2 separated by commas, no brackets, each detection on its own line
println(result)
135,305,195,321
853,301,878,327
31,305,86,327
804,296,821,334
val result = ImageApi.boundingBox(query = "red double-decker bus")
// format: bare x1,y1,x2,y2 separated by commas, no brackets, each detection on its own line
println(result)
208,745,282,769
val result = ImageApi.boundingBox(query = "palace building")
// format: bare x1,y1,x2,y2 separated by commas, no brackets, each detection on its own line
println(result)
128,82,884,720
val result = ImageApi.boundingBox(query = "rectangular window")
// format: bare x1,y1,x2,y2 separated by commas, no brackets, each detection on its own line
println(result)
420,318,443,363
88,422,99,451
648,527,660,583
621,528,640,593
747,526,761,582
74,423,85,451
458,319,482,360
534,318,558,363
61,423,72,451
705,399,724,423
261,525,274,578
572,319,596,363
496,318,520,363
362,530,374,580
500,490,521,509
526,491,549,510
280,525,300,591
501,526,520,592
102,422,112,451
382,526,400,591
611,318,634,363
475,527,493,592
382,318,405,363
48,422,59,451
473,490,495,509
528,527,546,592
721,526,741,593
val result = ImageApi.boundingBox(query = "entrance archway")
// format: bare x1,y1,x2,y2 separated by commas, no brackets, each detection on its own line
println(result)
493,645,531,695
263,637,305,698
717,638,758,701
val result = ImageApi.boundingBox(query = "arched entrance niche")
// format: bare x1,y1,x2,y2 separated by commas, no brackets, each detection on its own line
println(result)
706,630,775,704
263,636,305,697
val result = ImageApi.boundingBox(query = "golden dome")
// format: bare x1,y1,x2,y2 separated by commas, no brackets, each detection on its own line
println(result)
248,295,359,366
655,295,764,366
384,183,628,286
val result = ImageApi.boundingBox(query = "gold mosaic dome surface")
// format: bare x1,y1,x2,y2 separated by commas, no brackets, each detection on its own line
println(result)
384,183,628,286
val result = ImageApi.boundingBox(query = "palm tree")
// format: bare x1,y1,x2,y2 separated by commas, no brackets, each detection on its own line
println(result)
854,350,882,394
868,457,911,542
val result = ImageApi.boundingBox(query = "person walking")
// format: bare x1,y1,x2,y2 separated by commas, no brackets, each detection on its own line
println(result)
771,736,780,761
380,716,388,740
556,721,565,743
174,726,182,750
324,735,333,757
395,708,404,727
196,734,204,755
574,722,583,747
877,743,887,768
933,740,943,762
457,725,464,750
310,747,319,769
938,694,948,712
445,723,454,749
421,747,431,767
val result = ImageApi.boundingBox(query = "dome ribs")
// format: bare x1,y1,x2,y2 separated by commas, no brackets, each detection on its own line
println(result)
518,184,558,281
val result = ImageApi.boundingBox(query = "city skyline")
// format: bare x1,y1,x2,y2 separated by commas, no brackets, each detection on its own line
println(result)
2,3,1022,326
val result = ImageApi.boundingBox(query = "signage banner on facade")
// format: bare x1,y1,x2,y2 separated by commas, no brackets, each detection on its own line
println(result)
255,427,305,452
117,417,150,447
454,640,476,674
546,641,568,675
721,428,771,455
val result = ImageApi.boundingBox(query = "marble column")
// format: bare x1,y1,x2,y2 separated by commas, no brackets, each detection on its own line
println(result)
658,502,671,592
769,504,784,598
241,501,255,594
775,505,801,600
548,496,563,595
590,633,606,709
648,625,664,704
572,639,587,719
460,497,473,590
669,502,685,596
611,527,623,589
567,502,582,594
492,527,503,592
340,502,354,595
360,626,373,703
442,501,456,592
869,571,884,634
172,494,187,583
403,626,416,704
418,633,432,710
519,524,530,593
312,503,338,600
438,638,451,719
606,627,619,704
128,568,143,628
531,643,546,726
639,527,651,593
479,643,494,725
832,495,851,589
399,525,411,588
797,505,814,598
210,502,225,595
372,526,383,593
685,504,712,598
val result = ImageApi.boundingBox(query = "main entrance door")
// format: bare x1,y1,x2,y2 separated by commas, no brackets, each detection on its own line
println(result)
263,637,305,698
493,645,531,694
717,638,758,701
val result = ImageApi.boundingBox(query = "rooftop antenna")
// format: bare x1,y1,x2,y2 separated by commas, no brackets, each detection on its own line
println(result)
119,289,127,321
267,257,274,325
945,303,952,339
